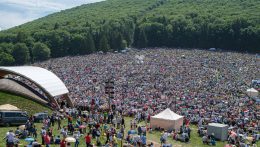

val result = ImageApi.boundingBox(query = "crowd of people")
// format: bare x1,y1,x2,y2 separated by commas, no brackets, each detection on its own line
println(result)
4,107,151,147
21,48,259,146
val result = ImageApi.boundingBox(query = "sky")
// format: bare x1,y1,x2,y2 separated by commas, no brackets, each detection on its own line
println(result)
0,0,104,30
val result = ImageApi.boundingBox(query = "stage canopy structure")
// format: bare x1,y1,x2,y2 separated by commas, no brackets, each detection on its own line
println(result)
150,108,183,131
0,66,73,109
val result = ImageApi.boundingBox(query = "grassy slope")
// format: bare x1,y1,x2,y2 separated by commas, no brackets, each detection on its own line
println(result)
0,91,51,115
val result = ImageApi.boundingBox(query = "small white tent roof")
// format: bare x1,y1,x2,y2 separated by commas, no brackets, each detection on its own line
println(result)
247,88,258,93
246,88,258,97
152,108,183,120
0,104,20,111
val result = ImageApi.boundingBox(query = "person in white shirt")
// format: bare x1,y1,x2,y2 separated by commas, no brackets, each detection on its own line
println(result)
41,127,46,145
5,130,15,147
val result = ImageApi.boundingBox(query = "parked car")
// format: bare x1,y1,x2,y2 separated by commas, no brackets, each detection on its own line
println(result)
0,110,28,126
33,112,48,122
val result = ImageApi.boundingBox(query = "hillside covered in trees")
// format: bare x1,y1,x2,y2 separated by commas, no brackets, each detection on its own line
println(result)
0,0,259,65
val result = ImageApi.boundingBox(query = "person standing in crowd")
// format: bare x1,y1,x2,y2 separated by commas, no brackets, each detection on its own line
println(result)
50,115,55,127
44,134,51,147
121,117,125,128
74,131,80,147
85,133,92,147
41,127,46,145
57,116,62,130
32,125,37,139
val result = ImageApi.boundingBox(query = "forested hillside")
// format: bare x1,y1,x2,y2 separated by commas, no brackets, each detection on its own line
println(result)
0,0,259,65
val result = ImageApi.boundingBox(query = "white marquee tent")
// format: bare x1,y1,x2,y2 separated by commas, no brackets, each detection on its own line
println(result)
246,88,259,97
150,108,183,131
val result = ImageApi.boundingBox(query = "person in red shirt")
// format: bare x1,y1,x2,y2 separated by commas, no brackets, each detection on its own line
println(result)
68,115,73,124
85,133,92,147
60,138,66,147
44,134,51,147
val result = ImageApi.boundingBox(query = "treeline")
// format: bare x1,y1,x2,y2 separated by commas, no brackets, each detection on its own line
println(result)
0,0,259,65
134,16,260,51
0,19,135,65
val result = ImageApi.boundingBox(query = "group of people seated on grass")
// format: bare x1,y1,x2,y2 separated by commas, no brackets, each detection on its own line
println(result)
157,125,191,147
202,133,216,146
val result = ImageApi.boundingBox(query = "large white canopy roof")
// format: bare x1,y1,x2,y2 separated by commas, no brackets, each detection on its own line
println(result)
152,108,183,120
0,66,68,97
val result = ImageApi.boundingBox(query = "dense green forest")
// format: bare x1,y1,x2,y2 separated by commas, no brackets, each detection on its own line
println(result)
0,0,260,65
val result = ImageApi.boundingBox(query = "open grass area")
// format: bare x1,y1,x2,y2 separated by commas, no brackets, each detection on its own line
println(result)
0,91,51,115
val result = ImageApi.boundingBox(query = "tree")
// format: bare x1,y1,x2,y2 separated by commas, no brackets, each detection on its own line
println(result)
122,40,127,49
54,23,60,30
116,33,125,51
32,42,51,61
16,31,28,43
0,52,15,65
47,30,70,57
69,34,84,55
85,33,96,54
12,43,30,65
99,34,110,52
0,43,14,54
134,27,147,48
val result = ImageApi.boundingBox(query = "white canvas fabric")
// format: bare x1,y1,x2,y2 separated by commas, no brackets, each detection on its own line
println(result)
152,108,183,120
246,88,258,97
150,108,183,130
0,104,20,111
0,66,69,97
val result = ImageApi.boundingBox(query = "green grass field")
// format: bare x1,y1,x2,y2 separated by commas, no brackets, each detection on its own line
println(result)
0,92,259,147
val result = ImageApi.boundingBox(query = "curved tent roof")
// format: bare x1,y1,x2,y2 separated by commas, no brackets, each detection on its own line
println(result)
0,66,69,97
152,108,183,120
0,104,20,111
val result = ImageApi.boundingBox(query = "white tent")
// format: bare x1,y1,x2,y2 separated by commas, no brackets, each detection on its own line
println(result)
246,88,258,97
0,104,20,111
150,108,183,131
